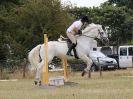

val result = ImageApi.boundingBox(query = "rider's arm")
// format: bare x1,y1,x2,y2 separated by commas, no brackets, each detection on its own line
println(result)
72,26,79,33
72,27,82,35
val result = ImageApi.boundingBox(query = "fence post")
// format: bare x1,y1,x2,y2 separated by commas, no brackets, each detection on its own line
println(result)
97,57,102,77
63,58,68,82
23,58,27,78
42,34,49,85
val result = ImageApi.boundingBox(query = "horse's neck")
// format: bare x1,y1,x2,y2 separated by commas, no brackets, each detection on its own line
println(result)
82,23,98,37
77,36,96,53
77,23,99,50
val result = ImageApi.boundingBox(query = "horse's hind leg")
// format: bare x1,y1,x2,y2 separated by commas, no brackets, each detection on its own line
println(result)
35,55,54,86
79,54,93,77
34,60,44,86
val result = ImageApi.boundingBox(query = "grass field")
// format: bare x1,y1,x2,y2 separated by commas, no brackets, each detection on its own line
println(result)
1,69,133,99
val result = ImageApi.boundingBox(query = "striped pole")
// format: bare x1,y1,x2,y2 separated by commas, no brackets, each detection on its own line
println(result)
42,34,49,85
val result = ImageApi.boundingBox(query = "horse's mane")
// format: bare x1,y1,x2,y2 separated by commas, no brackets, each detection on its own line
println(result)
82,23,100,34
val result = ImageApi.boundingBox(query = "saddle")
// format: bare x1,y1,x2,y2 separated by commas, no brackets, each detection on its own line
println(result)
58,35,79,59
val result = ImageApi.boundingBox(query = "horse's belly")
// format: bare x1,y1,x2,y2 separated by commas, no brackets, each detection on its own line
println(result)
55,43,68,56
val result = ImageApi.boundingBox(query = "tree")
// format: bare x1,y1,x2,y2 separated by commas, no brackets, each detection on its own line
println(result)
1,0,73,59
0,0,23,60
70,2,133,45
107,0,133,44
109,0,133,9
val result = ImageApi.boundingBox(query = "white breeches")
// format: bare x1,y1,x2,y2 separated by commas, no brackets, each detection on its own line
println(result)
66,32,76,44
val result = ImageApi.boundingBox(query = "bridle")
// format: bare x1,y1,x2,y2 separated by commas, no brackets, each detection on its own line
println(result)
81,29,102,40
76,25,109,45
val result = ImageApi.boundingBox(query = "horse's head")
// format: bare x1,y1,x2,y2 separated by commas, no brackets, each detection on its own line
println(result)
97,25,109,45
82,23,109,45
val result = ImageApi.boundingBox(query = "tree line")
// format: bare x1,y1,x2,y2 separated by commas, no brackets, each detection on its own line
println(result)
0,0,133,62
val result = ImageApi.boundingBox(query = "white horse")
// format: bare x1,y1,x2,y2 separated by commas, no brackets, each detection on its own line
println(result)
28,23,108,85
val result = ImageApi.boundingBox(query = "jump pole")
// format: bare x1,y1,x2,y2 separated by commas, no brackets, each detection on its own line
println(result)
63,58,68,82
42,34,68,86
42,34,49,85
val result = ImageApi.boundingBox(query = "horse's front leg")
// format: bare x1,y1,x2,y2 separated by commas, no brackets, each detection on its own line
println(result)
79,54,93,77
34,60,44,86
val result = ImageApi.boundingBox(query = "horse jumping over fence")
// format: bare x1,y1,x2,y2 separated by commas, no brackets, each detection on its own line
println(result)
28,23,109,85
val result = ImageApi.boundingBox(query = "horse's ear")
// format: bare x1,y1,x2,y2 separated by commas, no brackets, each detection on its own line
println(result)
102,25,105,30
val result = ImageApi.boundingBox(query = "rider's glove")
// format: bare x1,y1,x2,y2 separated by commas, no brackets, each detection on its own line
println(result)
77,30,82,35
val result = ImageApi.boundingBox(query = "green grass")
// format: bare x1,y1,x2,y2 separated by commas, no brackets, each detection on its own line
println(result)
1,69,133,99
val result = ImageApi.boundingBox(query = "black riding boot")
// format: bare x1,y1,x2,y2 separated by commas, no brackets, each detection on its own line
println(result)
66,43,76,56
73,48,79,59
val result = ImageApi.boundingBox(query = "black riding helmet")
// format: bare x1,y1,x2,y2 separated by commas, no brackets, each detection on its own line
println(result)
81,16,92,24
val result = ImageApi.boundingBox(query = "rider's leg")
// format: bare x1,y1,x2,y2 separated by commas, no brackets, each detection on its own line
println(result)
73,48,79,59
67,43,76,56
66,32,77,56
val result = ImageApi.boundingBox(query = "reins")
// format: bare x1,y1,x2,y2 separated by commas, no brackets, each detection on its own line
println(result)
81,34,97,39
80,29,102,40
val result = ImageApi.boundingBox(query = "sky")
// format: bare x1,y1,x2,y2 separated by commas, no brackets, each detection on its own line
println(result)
61,0,108,7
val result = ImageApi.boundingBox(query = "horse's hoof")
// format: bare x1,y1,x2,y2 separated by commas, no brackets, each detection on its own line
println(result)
81,71,86,77
34,81,38,85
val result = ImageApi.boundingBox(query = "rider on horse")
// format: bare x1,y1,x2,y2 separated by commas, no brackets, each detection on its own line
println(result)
66,16,92,58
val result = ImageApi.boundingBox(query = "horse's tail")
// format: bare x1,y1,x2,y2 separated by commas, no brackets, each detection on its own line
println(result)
28,44,42,71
